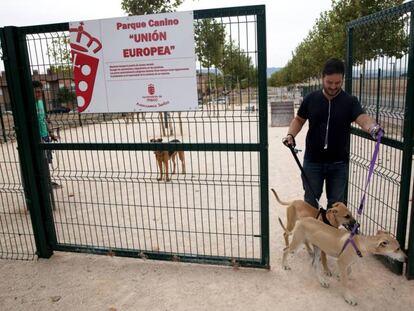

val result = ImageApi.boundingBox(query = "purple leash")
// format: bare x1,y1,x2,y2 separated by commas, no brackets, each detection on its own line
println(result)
340,130,384,257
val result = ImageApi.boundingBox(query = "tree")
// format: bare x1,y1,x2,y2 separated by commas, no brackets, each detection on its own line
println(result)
57,86,76,105
121,0,184,15
269,0,405,86
194,19,226,69
47,36,72,75
222,42,256,89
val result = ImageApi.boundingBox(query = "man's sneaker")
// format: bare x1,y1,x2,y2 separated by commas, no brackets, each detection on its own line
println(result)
51,182,62,189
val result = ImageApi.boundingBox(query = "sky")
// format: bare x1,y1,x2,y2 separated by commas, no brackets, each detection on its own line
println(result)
0,0,333,67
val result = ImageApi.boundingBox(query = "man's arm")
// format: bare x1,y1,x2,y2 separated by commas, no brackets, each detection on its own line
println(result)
355,113,375,133
287,115,306,137
355,113,383,139
282,115,306,147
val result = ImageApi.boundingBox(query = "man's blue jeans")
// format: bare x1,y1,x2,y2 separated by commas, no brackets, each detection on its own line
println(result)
301,159,349,209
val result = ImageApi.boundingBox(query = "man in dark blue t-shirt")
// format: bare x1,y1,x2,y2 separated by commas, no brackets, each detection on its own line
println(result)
282,58,382,209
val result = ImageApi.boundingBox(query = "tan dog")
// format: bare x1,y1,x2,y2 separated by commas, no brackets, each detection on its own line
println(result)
150,138,185,181
271,188,356,275
281,217,407,306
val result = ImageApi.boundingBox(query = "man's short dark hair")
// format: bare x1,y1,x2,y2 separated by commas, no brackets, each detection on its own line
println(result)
32,80,43,89
322,58,345,76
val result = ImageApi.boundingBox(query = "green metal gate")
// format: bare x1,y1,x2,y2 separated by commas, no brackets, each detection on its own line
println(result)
0,41,37,260
346,1,414,278
0,5,269,268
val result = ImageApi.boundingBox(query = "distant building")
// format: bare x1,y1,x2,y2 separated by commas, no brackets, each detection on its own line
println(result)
0,69,75,113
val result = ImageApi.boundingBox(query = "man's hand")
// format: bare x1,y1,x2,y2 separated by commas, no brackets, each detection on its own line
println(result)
369,124,384,140
50,133,59,142
282,134,296,148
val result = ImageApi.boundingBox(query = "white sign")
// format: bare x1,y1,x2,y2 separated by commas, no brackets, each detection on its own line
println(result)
69,11,197,113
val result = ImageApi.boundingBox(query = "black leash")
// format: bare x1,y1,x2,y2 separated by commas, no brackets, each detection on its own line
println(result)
286,144,324,211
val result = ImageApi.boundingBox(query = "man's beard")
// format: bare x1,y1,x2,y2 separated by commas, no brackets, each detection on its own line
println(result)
323,87,341,98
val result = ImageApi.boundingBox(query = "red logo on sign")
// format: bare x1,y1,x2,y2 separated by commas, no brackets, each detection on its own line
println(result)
69,22,102,113
148,84,155,95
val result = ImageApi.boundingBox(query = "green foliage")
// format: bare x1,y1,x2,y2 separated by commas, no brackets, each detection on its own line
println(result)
48,36,71,64
194,19,226,68
57,86,76,105
47,36,73,74
195,19,256,90
269,0,405,87
121,0,184,15
222,42,256,89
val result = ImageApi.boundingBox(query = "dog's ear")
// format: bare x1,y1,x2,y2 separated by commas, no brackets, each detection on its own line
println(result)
331,202,346,209
325,209,338,227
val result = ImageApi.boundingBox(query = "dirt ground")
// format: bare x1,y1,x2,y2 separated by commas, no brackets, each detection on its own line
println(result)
1,114,414,311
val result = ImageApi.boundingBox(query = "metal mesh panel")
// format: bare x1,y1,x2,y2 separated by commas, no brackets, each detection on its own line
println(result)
347,5,412,241
0,44,36,260
349,136,402,235
17,8,266,266
350,13,410,142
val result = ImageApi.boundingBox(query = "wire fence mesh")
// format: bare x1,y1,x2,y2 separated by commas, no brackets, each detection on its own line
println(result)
0,7,268,266
347,6,412,241
0,44,37,260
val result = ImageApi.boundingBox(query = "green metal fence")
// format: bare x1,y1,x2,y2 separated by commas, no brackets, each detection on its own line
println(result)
346,1,414,278
0,5,269,268
0,42,37,260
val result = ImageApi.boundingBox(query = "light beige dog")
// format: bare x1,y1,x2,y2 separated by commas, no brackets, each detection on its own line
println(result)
271,188,356,275
281,217,407,306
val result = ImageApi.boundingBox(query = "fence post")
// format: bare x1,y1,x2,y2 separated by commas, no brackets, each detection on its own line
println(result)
343,26,354,205
404,9,414,280
0,103,7,142
2,26,54,258
257,6,269,269
345,27,353,96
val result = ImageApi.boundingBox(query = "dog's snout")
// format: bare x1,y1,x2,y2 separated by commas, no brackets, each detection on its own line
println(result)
343,220,359,232
396,248,408,262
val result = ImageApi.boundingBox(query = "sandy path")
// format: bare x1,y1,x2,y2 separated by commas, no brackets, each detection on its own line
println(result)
1,113,414,311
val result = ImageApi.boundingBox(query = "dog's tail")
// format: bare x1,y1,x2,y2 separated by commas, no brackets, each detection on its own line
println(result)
278,217,291,235
271,188,292,206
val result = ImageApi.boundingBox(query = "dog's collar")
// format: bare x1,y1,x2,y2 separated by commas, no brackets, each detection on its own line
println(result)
316,208,334,227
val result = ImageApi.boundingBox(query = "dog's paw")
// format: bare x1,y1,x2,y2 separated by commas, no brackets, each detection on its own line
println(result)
344,294,358,306
330,270,340,280
304,246,313,256
319,278,330,288
324,270,332,277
